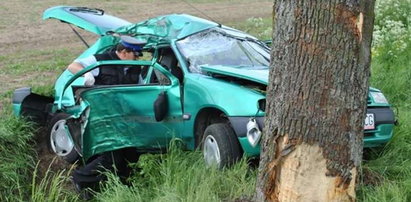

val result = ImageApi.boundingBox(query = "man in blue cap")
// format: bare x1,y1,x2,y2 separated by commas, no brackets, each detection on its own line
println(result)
67,35,145,85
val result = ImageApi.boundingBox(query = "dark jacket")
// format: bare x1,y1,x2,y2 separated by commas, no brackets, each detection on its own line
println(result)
94,51,140,85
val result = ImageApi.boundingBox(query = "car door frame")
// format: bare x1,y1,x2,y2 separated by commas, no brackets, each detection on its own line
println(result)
59,59,184,160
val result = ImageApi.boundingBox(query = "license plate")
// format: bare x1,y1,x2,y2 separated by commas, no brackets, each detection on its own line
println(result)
364,113,375,130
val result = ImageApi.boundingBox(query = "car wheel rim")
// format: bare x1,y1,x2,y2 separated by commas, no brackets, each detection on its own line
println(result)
203,135,221,167
50,120,74,157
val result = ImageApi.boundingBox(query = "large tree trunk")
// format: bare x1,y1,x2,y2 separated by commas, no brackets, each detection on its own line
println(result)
256,0,375,201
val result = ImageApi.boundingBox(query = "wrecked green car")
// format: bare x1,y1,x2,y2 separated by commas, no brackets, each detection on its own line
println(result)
13,6,396,170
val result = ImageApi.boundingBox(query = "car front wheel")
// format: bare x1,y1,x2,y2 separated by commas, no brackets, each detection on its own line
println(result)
202,123,242,168
47,113,79,164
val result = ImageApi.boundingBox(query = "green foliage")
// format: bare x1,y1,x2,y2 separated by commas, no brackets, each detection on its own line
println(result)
370,45,411,107
358,0,411,201
95,141,256,202
228,17,272,40
371,0,411,107
373,0,411,61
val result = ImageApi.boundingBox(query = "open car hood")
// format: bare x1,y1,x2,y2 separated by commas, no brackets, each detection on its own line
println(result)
43,6,131,36
201,65,269,85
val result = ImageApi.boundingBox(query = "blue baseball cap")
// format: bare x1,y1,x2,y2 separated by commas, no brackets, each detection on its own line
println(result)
120,35,145,56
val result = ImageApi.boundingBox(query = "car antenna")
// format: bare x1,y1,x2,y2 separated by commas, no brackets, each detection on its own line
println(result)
179,0,222,27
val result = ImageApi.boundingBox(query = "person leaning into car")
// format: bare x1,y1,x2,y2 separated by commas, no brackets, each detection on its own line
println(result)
67,35,145,86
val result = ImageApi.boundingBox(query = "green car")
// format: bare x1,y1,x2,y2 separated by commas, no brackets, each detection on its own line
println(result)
13,6,395,170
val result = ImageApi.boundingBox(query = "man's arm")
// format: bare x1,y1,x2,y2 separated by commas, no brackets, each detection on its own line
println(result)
67,62,85,74
67,56,98,86
68,55,98,74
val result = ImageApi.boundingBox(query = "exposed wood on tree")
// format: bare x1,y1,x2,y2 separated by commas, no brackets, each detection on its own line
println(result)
256,0,375,201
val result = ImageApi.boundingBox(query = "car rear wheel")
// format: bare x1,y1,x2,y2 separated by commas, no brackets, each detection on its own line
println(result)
202,123,242,168
47,113,79,164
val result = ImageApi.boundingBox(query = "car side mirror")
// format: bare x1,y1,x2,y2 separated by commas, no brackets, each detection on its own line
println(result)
258,99,266,112
153,91,168,122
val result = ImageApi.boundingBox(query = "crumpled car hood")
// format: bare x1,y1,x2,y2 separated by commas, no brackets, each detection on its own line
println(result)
201,65,269,85
201,65,386,107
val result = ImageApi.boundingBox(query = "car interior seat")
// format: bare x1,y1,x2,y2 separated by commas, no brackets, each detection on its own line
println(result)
159,49,184,84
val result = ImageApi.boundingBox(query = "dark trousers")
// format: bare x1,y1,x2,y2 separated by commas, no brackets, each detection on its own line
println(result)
72,147,140,192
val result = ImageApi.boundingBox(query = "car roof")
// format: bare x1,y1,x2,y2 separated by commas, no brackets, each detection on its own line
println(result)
115,13,220,41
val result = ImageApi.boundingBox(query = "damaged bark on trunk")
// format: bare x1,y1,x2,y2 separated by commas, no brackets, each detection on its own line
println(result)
256,0,375,201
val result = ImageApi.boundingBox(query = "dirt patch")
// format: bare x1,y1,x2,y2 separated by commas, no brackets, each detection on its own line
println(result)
34,127,73,175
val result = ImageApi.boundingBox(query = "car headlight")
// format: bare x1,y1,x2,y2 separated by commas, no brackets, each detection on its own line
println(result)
247,118,262,147
370,92,388,104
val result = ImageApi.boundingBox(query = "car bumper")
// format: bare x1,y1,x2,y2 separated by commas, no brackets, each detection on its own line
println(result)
229,107,396,156
12,87,53,125
364,107,396,147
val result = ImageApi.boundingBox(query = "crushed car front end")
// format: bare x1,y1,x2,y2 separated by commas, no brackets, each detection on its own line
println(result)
174,25,397,158
363,88,396,147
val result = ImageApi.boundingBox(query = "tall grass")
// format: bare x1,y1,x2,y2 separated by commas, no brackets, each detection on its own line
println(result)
30,160,79,202
0,113,36,201
95,141,256,201
0,109,79,201
358,110,411,201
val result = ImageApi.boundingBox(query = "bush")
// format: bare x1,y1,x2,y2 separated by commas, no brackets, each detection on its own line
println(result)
359,0,411,201
371,0,411,108
373,0,411,61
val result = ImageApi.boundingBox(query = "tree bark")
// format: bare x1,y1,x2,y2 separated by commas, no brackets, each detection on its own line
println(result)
256,0,375,201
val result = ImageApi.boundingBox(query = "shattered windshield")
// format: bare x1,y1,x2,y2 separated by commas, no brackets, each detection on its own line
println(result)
176,28,270,73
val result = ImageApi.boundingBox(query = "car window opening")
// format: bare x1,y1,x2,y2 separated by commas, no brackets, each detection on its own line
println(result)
158,48,184,84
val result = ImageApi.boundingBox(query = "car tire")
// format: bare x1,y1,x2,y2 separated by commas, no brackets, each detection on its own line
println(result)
202,123,242,168
47,113,80,164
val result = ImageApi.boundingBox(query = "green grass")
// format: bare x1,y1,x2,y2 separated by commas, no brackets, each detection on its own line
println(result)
1,49,77,75
95,143,256,201
30,161,79,202
359,182,410,202
358,110,411,201
0,114,36,201
370,44,411,108
0,48,79,97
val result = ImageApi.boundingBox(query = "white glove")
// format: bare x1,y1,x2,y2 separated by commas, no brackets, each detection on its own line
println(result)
84,72,95,86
